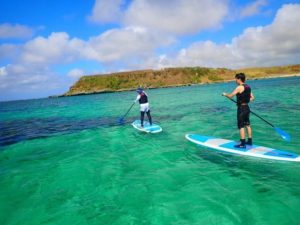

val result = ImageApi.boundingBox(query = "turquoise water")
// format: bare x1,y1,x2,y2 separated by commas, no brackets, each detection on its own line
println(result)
1,77,300,225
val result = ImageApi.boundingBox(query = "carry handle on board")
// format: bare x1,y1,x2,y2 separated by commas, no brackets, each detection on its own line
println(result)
224,96,291,142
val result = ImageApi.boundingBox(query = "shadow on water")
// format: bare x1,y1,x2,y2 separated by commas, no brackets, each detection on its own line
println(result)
289,103,300,110
251,100,281,112
0,116,124,148
0,103,233,148
0,114,185,148
199,106,231,113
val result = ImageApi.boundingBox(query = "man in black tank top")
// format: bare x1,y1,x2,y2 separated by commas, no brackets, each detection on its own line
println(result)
222,73,255,148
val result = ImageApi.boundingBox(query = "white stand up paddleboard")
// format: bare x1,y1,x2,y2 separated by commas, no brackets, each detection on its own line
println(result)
185,134,300,162
132,120,162,133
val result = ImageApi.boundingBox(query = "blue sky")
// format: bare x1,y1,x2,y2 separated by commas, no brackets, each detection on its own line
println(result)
1,0,300,101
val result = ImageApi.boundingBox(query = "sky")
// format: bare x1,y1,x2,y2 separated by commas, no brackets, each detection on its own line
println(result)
1,0,300,101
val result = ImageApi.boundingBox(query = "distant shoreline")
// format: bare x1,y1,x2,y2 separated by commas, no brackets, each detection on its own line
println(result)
61,65,300,97
249,73,300,79
51,72,300,98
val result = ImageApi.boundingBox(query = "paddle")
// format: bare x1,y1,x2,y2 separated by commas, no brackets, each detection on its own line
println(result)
118,102,135,124
224,96,291,142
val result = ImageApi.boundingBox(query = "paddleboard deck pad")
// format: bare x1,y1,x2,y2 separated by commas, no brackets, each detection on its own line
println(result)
132,120,162,133
185,134,300,162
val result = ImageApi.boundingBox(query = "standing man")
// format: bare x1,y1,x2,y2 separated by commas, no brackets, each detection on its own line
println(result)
222,73,254,148
135,88,152,128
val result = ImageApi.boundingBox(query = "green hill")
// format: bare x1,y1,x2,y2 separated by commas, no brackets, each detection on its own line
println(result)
63,64,300,96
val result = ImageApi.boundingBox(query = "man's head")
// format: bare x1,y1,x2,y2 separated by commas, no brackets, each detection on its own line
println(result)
235,73,246,84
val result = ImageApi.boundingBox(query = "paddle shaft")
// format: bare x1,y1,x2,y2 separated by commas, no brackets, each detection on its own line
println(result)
226,97,275,128
121,102,135,120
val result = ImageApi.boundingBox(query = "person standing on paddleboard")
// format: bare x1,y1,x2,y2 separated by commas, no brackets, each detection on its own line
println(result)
135,88,152,128
222,73,255,148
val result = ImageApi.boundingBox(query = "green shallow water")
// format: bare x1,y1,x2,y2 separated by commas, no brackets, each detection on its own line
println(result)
1,77,300,225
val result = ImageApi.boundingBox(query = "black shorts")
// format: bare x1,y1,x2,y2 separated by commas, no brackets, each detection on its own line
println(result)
237,105,250,129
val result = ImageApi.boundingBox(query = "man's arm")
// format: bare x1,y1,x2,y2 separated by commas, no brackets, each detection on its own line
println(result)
250,93,254,101
222,86,242,99
135,95,141,103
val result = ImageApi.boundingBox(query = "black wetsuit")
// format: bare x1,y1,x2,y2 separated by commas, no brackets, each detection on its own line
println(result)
236,84,251,129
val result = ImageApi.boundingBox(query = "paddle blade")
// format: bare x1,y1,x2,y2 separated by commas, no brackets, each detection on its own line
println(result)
118,117,125,125
275,127,291,142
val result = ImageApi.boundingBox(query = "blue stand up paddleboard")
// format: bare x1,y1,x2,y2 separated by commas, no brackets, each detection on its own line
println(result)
132,120,162,133
185,134,300,162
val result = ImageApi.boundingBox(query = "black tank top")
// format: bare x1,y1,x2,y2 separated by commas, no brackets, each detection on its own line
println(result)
139,93,148,104
236,84,251,105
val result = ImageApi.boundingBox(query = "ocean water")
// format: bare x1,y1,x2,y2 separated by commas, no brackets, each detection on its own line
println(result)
1,77,300,225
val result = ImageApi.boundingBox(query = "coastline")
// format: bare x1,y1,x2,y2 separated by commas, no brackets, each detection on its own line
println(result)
248,73,300,80
51,73,300,98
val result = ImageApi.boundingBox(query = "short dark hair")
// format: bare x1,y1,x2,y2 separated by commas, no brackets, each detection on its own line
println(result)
235,73,246,82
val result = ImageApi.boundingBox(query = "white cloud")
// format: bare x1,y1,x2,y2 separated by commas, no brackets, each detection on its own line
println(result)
89,0,228,35
19,32,84,65
0,66,8,76
67,68,85,79
0,27,174,99
232,4,300,66
14,28,173,66
0,44,20,60
240,0,268,18
0,33,82,99
155,4,300,69
124,0,228,35
174,41,235,68
0,23,33,39
82,26,174,63
125,0,228,35
0,63,63,91
0,60,74,101
88,0,125,23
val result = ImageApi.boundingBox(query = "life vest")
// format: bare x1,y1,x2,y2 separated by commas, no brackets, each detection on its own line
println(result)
236,84,251,105
139,92,148,104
